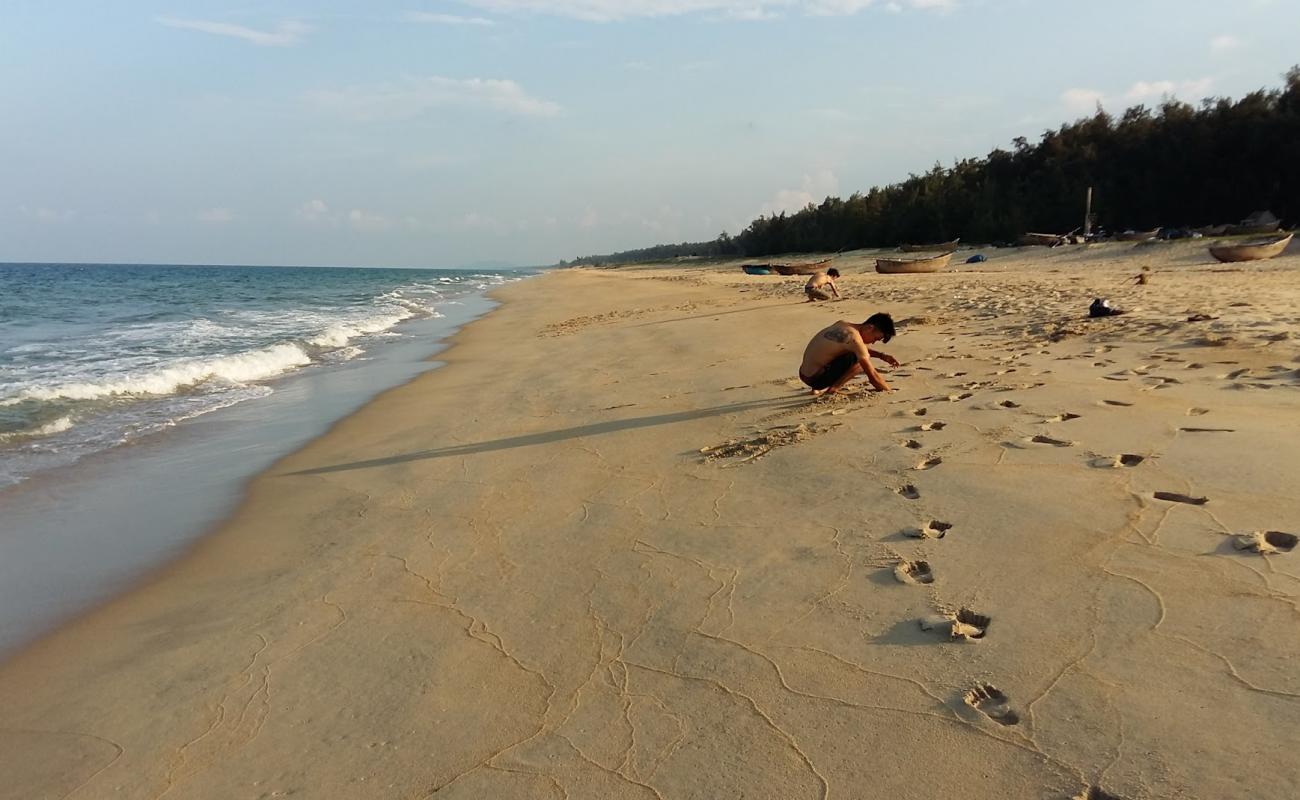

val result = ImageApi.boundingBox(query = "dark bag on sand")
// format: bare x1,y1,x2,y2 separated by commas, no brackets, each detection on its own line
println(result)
1089,298,1122,318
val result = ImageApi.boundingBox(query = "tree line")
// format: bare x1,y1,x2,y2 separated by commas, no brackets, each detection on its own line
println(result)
562,67,1299,266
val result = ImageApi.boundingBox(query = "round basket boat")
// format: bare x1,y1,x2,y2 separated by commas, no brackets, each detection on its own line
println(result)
1207,232,1293,263
875,252,953,274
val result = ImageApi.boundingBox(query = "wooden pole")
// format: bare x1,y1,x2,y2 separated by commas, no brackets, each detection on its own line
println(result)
1083,186,1093,237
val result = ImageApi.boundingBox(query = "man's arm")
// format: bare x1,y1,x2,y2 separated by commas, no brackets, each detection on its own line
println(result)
852,339,891,391
830,279,841,299
867,348,899,367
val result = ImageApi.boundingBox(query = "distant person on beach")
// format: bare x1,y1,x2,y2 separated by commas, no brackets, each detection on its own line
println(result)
798,313,898,395
804,269,841,302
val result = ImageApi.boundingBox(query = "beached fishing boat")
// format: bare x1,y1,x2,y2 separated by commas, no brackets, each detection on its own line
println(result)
1207,232,1293,263
741,265,773,275
1017,232,1065,247
1194,224,1229,237
900,238,960,253
1117,228,1161,241
1225,223,1283,236
875,252,954,274
1226,211,1282,236
772,259,832,276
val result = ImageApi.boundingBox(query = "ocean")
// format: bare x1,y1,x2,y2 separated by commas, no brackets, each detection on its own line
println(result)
0,262,532,654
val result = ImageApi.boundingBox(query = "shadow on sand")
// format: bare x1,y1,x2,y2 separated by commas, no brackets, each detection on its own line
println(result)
285,394,808,477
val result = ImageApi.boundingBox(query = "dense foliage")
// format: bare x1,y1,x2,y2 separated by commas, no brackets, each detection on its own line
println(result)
563,68,1300,265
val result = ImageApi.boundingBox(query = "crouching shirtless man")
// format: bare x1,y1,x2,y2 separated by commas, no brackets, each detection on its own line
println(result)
798,312,898,395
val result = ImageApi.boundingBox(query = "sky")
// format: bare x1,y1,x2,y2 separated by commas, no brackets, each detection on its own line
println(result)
2,1,1298,268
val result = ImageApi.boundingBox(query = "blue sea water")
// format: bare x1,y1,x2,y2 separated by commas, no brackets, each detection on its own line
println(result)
0,262,532,654
0,263,529,487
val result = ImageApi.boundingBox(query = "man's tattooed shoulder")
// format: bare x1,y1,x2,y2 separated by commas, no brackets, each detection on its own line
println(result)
821,327,852,343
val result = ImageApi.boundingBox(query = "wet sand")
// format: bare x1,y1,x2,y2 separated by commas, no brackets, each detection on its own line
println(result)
2,240,1299,799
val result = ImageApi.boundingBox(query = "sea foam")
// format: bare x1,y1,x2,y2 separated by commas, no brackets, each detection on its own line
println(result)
3,343,313,404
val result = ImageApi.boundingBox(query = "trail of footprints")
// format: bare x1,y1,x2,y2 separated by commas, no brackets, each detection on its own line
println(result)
888,409,1018,729
880,352,1293,759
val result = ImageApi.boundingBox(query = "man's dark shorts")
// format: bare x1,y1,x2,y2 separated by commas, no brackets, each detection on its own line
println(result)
799,352,859,391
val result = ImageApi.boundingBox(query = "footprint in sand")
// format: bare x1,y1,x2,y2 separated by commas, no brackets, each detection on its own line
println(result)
1179,427,1235,433
1102,400,1133,407
963,684,1020,726
1232,530,1298,555
900,439,923,449
1090,453,1145,468
918,421,947,431
914,456,943,471
998,400,1021,409
1030,435,1074,447
1074,786,1124,800
919,608,990,640
1045,412,1082,422
894,560,935,585
905,520,952,539
947,392,974,402
896,484,921,500
1186,407,1210,416
1154,491,1208,505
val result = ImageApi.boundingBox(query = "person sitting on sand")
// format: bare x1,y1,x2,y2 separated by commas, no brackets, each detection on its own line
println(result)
804,269,841,302
798,313,898,395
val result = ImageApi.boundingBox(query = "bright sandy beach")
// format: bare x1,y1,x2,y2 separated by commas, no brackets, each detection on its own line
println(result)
3,241,1299,800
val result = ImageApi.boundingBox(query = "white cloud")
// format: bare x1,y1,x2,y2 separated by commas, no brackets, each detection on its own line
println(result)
639,204,685,232
724,7,781,19
453,212,507,232
197,207,233,223
19,204,75,223
1061,78,1212,117
296,199,330,222
401,152,460,169
1210,34,1241,54
1124,77,1213,103
758,170,839,217
1061,87,1106,115
812,107,858,121
305,76,561,120
348,208,392,232
156,17,310,47
405,11,496,25
457,1,953,21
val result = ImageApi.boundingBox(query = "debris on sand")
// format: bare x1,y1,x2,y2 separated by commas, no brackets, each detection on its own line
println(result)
700,422,839,465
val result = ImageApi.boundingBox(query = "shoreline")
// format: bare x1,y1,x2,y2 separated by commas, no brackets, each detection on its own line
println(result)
0,286,507,659
2,250,1298,799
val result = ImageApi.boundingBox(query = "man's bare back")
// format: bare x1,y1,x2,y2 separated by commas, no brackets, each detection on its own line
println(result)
798,315,899,394
803,269,840,302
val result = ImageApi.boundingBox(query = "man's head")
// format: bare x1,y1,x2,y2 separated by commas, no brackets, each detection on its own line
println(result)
827,268,840,278
860,312,896,343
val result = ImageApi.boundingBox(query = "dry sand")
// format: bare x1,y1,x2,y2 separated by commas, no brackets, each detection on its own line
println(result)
2,240,1299,799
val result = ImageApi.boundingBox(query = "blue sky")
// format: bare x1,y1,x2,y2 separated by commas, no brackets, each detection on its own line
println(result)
2,1,1297,267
